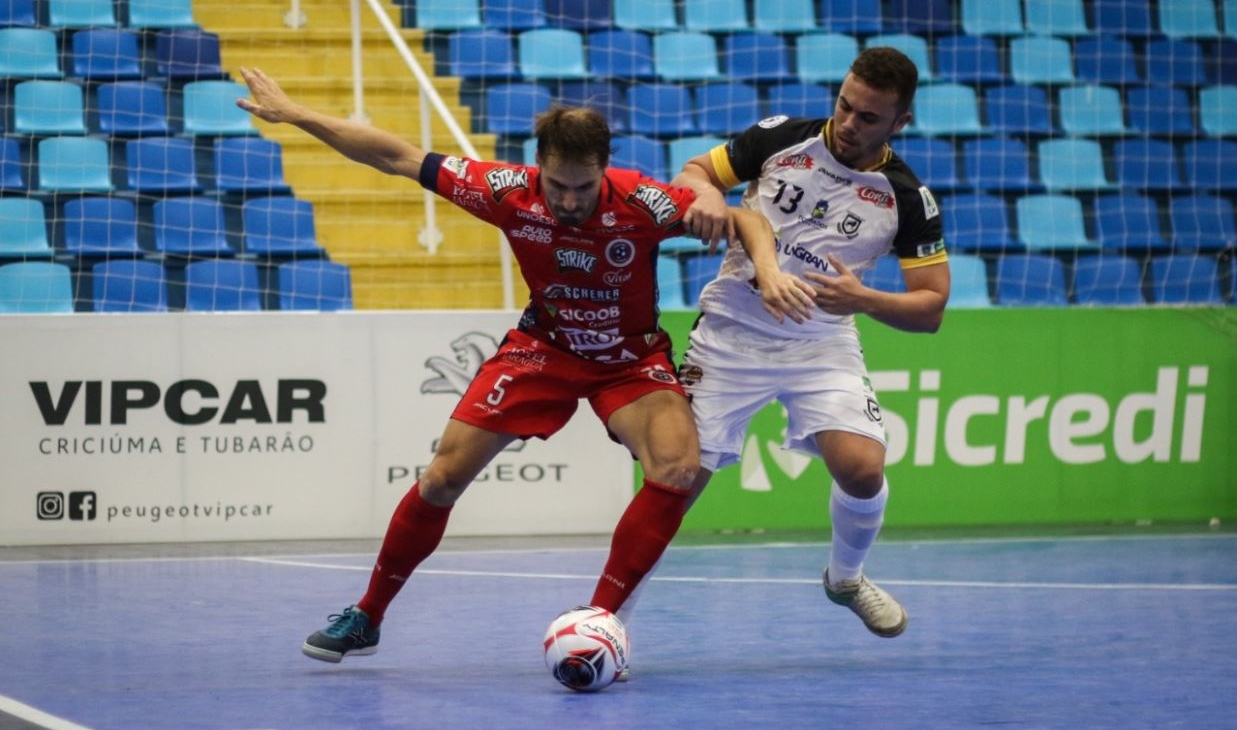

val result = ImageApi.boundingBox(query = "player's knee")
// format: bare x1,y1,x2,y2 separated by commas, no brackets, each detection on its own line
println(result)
833,462,885,500
417,467,470,505
642,452,700,492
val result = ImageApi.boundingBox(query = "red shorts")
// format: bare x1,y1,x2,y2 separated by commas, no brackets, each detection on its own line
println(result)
450,329,686,440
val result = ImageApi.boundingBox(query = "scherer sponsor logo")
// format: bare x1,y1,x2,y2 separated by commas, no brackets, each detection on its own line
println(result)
628,185,679,226
485,167,528,202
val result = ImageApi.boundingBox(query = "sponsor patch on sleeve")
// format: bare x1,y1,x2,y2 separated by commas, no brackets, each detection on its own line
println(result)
918,185,939,219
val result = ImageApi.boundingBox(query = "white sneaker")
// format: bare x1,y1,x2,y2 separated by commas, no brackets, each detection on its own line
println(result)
823,570,908,638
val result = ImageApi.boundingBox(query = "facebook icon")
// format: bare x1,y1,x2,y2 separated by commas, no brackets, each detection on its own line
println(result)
68,492,97,521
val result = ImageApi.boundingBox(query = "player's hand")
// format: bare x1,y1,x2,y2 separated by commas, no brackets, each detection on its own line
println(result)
757,272,816,324
235,67,299,124
682,188,733,253
802,254,869,316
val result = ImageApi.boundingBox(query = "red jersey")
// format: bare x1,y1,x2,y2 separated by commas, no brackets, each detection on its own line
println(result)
419,153,696,364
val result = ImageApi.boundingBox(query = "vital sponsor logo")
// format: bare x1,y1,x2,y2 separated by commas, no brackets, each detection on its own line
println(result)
604,270,633,286
776,153,814,170
510,224,554,244
555,248,599,273
29,380,326,426
37,491,96,520
857,186,894,209
605,239,636,267
837,212,864,238
543,284,621,301
629,185,679,226
485,167,529,202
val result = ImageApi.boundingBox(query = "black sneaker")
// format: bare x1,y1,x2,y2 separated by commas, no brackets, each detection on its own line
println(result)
301,606,380,663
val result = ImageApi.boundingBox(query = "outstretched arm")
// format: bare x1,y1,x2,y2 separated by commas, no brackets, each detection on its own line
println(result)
235,67,426,180
671,152,733,253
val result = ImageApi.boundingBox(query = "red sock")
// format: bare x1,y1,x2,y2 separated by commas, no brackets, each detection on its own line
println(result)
356,483,451,626
590,479,688,613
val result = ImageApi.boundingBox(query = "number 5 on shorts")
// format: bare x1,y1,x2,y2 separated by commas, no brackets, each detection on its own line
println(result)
487,374,514,406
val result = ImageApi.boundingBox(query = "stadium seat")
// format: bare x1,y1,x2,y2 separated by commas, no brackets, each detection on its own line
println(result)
0,197,50,259
941,193,1019,253
1125,85,1196,136
1168,195,1236,251
587,29,656,79
668,135,724,178
484,82,551,135
724,32,793,83
883,0,953,35
91,259,168,312
1182,139,1237,192
484,0,547,30
0,28,62,78
448,29,517,79
277,259,353,311
1206,39,1237,85
183,259,262,311
994,254,1068,306
181,81,258,136
154,29,226,80
1227,0,1237,37
653,31,720,82
242,197,323,257
126,0,197,28
97,81,172,136
656,255,687,309
818,0,883,35
984,84,1054,136
909,83,983,136
152,197,233,256
0,261,74,313
933,35,1004,85
695,83,762,136
1088,0,1155,38
947,253,992,308
765,83,833,118
611,134,667,181
1149,254,1222,304
1094,194,1171,252
628,83,699,137
1072,255,1145,306
1074,37,1141,85
1158,0,1220,38
962,137,1040,193
1038,139,1114,192
683,0,748,31
0,137,26,191
660,236,707,253
518,28,586,79
555,81,629,133
413,0,482,29
1023,0,1090,35
543,0,611,31
684,253,723,304
37,136,113,193
48,0,118,27
1058,84,1127,136
1009,36,1075,84
863,254,905,293
126,137,201,194
1016,194,1097,251
1145,39,1207,86
214,137,293,195
1,0,36,26
1113,139,1184,192
895,137,963,192
62,197,141,257
753,0,816,33
960,0,1022,35
864,33,932,80
70,28,143,80
1199,86,1237,136
795,32,858,85
13,80,86,135
612,0,678,31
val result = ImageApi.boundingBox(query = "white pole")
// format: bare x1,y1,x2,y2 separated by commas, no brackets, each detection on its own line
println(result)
284,0,306,28
349,0,368,123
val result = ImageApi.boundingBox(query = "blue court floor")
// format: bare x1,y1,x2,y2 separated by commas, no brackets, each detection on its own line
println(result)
2,528,1235,730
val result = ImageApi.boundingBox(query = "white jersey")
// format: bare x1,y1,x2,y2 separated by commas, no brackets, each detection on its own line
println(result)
698,116,947,339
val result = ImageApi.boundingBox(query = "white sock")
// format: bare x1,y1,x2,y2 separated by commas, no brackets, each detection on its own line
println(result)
826,479,889,583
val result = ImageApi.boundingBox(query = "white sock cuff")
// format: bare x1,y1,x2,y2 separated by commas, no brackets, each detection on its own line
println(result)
830,480,889,514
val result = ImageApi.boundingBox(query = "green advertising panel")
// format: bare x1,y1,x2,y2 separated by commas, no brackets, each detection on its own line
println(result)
653,308,1235,531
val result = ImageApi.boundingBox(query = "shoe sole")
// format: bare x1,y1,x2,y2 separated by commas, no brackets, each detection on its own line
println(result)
867,607,908,638
301,642,378,663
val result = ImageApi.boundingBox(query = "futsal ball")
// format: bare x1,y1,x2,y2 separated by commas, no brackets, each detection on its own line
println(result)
543,605,629,692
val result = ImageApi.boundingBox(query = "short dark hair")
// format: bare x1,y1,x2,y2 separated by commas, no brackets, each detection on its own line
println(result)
533,106,611,168
849,46,919,113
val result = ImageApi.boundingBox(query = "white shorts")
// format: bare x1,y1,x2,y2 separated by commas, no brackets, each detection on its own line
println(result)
679,315,887,471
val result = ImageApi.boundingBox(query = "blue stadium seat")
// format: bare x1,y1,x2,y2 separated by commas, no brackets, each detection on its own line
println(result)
941,193,1019,252
97,81,171,137
242,197,323,258
1182,139,1237,192
1,0,36,26
126,137,201,194
1149,254,1222,304
543,0,611,31
70,28,143,80
960,0,1021,35
448,29,517,79
13,80,86,135
863,254,905,293
695,83,762,136
126,0,197,28
154,30,225,80
414,0,481,29
1058,84,1127,136
628,83,699,137
182,81,258,136
153,197,232,256
214,137,293,195
0,197,50,259
1088,0,1155,38
62,196,141,257
984,84,1054,136
1010,36,1075,84
683,0,748,32
0,137,25,191
1094,194,1170,252
1113,139,1184,192
1226,0,1237,37
656,255,687,309
684,253,723,304
933,35,1003,84
556,80,629,133
883,0,953,35
484,82,551,135
995,254,1069,306
1023,0,1090,35
612,0,677,31
724,32,793,83
587,29,655,79
1016,194,1097,251
1207,39,1237,85
278,260,353,311
818,0,883,34
864,33,932,80
0,261,74,313
0,28,62,78
611,134,667,181
1038,139,1114,192
1158,0,1220,39
1072,255,1145,306
962,137,1040,193
1199,86,1237,136
1145,39,1207,86
91,259,168,312
484,0,547,30
895,137,962,192
947,253,992,308
753,0,816,33
518,28,586,79
1125,85,1196,136
653,31,720,82
795,32,858,85
1074,37,1141,85
37,136,113,193
48,0,118,27
184,259,262,311
1168,195,1236,251
660,236,708,254
667,135,724,178
909,83,983,136
765,83,833,118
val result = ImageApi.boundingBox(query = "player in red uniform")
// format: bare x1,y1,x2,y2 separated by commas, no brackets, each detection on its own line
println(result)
236,68,810,663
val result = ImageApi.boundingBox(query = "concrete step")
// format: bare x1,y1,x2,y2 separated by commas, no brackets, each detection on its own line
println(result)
194,0,403,31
